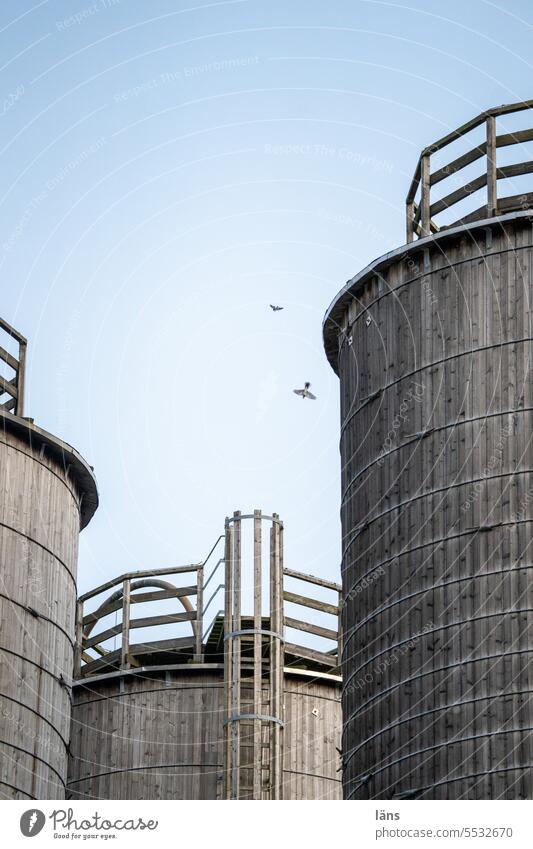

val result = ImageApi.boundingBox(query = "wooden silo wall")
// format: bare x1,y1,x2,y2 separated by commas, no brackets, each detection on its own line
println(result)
0,428,83,800
334,217,533,799
67,669,341,799
282,674,342,799
68,672,225,800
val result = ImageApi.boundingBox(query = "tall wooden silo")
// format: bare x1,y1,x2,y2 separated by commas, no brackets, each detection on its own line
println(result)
0,318,98,799
323,101,533,799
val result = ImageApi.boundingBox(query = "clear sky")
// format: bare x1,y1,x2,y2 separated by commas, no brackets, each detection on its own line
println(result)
1,0,533,596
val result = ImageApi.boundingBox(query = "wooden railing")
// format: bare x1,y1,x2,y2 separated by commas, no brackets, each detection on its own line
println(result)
406,100,533,242
283,567,341,672
74,563,204,677
74,512,342,681
0,317,27,416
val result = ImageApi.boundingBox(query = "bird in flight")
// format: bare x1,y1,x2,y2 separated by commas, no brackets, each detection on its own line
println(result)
293,382,316,400
270,304,284,311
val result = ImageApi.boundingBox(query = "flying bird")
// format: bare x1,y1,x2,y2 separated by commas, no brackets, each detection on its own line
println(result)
270,304,283,311
293,382,316,400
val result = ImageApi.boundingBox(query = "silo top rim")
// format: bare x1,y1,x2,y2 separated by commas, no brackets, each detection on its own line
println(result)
0,409,98,529
322,208,533,376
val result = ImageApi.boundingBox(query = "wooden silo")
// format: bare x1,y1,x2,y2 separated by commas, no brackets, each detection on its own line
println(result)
0,318,98,799
323,101,533,799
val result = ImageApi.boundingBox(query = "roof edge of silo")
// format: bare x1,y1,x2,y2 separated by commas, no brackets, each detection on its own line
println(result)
323,208,533,376
0,409,98,529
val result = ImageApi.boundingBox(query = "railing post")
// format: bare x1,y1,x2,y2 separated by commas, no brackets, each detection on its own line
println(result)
194,564,204,661
406,200,415,243
120,578,131,669
486,114,497,216
73,599,83,678
16,339,26,417
420,154,431,237
337,588,343,669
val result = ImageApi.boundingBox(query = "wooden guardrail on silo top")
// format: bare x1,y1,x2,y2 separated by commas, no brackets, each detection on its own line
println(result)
406,99,533,241
74,563,204,677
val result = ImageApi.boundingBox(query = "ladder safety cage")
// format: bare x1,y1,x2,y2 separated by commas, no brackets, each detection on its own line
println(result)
223,510,284,800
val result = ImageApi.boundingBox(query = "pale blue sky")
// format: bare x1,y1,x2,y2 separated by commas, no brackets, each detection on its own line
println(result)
1,0,533,595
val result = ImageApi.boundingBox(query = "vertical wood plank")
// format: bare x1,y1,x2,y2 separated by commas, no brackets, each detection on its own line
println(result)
195,564,204,661
420,154,431,237
120,579,131,669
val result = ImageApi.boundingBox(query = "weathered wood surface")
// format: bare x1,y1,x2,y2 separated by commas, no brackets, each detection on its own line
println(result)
334,215,533,800
283,590,338,616
67,668,341,800
283,567,341,592
0,425,95,799
282,674,342,800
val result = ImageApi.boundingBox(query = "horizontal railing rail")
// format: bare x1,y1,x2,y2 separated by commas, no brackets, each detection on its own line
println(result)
406,100,533,242
77,563,202,603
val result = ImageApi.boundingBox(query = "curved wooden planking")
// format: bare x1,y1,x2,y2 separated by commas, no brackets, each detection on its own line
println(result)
67,667,341,800
0,415,97,799
325,212,533,799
